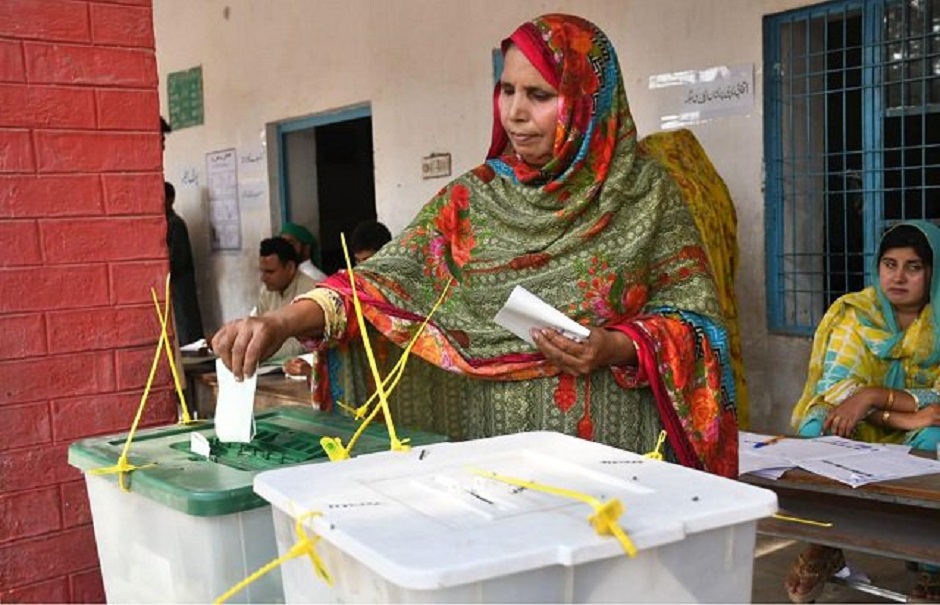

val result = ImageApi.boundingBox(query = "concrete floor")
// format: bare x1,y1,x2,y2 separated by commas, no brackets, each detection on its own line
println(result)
752,535,918,603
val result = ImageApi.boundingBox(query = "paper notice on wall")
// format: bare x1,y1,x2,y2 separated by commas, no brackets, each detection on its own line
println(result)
649,64,754,129
206,148,241,251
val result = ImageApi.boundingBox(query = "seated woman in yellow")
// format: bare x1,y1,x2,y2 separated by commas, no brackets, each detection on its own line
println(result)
787,220,940,603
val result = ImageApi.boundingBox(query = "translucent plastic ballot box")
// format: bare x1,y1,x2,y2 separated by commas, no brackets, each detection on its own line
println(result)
255,431,778,604
67,406,446,604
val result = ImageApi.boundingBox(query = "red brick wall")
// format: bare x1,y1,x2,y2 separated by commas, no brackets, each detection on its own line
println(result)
0,1,176,601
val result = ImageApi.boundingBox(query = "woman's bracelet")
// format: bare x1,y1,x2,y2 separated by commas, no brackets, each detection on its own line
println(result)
884,388,895,411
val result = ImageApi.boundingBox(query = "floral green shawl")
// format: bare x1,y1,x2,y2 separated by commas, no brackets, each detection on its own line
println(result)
315,14,738,476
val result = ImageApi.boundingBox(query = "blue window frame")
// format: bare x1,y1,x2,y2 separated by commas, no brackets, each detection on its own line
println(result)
764,0,940,334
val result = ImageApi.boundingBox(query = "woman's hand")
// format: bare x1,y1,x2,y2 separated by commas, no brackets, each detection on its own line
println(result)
283,357,312,378
211,315,290,381
916,404,940,428
823,390,876,437
212,299,326,381
530,326,636,376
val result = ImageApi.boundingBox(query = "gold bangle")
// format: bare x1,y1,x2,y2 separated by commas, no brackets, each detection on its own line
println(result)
882,409,891,424
885,389,895,411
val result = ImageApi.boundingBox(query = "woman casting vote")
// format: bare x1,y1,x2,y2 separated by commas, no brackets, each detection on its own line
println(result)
212,14,739,477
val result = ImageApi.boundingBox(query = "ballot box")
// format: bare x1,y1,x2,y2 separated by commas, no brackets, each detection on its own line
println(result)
254,431,778,603
68,406,445,603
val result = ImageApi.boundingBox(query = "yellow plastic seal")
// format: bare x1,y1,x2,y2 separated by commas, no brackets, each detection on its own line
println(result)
470,468,637,558
215,511,331,604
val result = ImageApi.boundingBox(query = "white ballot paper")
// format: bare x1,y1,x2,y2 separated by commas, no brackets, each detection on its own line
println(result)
190,431,211,457
213,358,257,443
494,285,591,346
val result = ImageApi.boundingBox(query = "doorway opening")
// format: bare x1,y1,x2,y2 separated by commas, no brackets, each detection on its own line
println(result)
275,105,376,275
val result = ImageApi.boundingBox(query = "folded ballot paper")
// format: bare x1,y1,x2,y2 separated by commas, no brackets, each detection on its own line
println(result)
494,285,591,345
212,358,257,443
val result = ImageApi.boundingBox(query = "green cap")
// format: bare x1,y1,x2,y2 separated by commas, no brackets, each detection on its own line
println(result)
280,222,316,246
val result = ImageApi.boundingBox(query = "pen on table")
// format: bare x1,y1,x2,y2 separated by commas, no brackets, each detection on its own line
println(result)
753,435,785,449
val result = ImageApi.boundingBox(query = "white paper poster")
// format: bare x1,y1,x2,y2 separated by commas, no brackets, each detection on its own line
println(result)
206,148,241,251
649,64,754,129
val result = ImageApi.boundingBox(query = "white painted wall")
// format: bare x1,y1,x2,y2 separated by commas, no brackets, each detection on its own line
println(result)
154,0,820,432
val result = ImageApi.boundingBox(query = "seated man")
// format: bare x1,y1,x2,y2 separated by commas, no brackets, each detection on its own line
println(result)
256,237,318,361
282,220,394,381
280,222,327,282
350,220,392,264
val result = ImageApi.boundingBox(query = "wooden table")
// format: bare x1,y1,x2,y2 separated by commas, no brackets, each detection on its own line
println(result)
741,454,940,601
192,371,311,418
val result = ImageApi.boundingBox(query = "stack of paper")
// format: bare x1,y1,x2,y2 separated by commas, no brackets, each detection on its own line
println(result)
739,431,940,487
739,432,795,479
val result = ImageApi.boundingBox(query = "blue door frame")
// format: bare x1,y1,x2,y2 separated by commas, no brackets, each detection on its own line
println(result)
275,103,372,223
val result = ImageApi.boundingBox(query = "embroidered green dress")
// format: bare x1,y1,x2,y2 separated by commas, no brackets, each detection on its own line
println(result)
302,14,739,476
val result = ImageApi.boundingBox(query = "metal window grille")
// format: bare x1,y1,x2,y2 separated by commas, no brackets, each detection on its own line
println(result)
764,0,940,334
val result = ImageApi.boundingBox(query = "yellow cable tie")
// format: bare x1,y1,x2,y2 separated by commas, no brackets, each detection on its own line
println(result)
214,511,331,604
333,399,360,417
88,274,201,491
339,233,404,450
772,513,833,527
320,436,350,462
151,275,195,424
346,346,411,421
643,430,667,461
340,383,404,458
337,281,449,456
349,278,453,449
326,232,453,458
87,454,157,491
470,468,637,558
89,277,174,491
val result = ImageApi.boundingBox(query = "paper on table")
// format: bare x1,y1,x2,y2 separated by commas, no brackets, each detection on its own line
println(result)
737,430,938,487
494,285,591,346
213,358,256,443
752,434,885,462
738,431,797,477
798,449,940,488
740,430,791,449
254,364,283,376
749,467,793,480
180,338,208,353
740,450,794,476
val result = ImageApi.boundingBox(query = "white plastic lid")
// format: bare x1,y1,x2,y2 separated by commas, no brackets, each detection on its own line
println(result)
254,431,777,590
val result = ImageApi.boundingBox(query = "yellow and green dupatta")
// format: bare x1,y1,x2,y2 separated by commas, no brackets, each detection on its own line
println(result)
791,220,940,443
